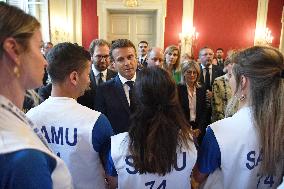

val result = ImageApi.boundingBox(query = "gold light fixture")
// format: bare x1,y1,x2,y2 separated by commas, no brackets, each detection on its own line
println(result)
123,0,139,7
254,27,274,46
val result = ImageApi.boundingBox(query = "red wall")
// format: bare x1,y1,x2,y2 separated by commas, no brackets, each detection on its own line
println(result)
81,0,283,55
82,0,98,49
164,0,183,48
266,0,284,48
193,0,258,58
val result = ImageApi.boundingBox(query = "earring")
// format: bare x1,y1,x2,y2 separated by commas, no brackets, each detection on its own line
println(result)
13,66,20,78
239,94,246,101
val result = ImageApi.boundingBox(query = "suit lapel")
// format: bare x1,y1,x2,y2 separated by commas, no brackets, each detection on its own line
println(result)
114,76,130,114
89,70,97,90
199,65,204,84
211,65,218,86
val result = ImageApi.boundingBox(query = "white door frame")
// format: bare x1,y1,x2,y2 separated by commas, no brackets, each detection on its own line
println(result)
97,0,167,48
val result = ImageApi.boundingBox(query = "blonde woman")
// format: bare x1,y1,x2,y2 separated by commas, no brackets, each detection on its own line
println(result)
163,45,181,83
0,3,72,189
192,46,284,188
178,61,209,145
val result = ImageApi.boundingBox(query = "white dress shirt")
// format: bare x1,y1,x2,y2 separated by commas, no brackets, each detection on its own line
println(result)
118,73,136,105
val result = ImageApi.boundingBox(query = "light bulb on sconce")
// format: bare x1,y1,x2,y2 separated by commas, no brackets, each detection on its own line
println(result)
254,27,274,46
179,27,199,56
179,27,199,46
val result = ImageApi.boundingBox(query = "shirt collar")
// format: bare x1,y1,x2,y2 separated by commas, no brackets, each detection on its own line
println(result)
201,64,212,70
92,64,107,77
140,55,147,60
118,72,136,84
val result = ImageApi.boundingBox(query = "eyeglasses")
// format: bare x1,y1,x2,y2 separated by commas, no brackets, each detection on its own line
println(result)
185,70,197,75
95,55,110,61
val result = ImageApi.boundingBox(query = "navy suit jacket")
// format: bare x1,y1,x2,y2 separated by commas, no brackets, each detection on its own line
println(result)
79,69,117,109
94,75,131,134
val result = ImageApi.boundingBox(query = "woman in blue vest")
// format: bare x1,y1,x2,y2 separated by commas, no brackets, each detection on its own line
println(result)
106,67,197,188
192,46,284,189
0,3,72,189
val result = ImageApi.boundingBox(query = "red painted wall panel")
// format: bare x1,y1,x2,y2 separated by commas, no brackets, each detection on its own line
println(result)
164,0,183,49
266,0,284,48
82,0,98,49
193,0,258,58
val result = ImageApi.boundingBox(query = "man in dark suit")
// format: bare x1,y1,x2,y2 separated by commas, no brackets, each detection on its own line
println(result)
198,47,223,129
38,40,117,110
95,39,138,134
216,47,225,69
78,39,117,108
137,40,149,69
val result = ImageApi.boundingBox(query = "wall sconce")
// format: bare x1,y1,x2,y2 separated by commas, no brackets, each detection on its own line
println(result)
179,27,199,45
50,17,70,44
179,27,199,56
254,27,274,46
123,0,139,7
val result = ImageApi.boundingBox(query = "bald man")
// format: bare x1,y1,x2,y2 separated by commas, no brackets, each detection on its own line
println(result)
147,47,164,68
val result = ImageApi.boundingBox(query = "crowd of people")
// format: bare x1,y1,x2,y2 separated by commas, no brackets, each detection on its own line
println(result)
0,2,284,189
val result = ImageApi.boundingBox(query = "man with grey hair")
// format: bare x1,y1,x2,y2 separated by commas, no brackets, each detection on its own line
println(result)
198,46,223,140
147,47,164,68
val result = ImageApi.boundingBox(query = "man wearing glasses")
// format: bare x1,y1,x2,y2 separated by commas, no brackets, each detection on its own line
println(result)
78,39,117,109
95,39,138,134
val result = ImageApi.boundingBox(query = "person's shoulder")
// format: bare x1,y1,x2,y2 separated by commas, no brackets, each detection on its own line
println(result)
9,149,55,166
111,132,128,143
214,75,225,83
0,149,56,189
107,69,118,77
177,83,186,89
0,149,56,176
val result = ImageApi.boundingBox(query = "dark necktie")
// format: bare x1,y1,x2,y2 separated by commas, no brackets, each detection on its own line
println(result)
125,81,135,111
205,67,211,90
98,72,103,85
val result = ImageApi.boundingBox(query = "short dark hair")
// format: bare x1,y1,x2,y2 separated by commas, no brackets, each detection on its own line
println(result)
110,39,136,62
198,46,212,58
216,48,224,51
138,40,148,46
47,42,91,83
89,39,110,56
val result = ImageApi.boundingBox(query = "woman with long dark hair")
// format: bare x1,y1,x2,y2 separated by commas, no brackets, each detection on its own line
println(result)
106,67,197,188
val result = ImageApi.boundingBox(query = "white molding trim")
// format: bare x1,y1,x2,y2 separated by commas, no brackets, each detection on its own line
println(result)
181,0,194,56
279,6,284,53
97,0,167,48
254,0,269,45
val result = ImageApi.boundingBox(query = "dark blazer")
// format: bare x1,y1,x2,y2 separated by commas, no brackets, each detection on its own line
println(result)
199,64,223,91
78,68,117,109
38,83,52,101
94,75,131,134
37,69,117,109
177,84,209,132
